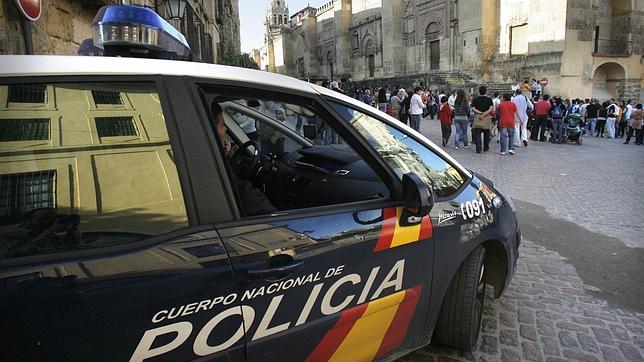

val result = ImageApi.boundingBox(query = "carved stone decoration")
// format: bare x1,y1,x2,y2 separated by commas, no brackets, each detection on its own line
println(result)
405,0,415,16
351,31,359,50
362,33,376,55
422,12,445,41
324,45,335,62
425,22,441,41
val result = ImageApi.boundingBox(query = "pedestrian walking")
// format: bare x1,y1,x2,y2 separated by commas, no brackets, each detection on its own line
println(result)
585,99,600,136
399,89,411,125
361,89,373,106
624,103,643,145
452,89,470,149
531,94,552,141
606,99,619,138
439,96,453,147
492,92,501,141
596,101,608,137
550,97,567,143
330,81,343,94
512,89,533,147
448,90,457,108
409,86,426,132
497,93,519,155
390,88,404,118
521,80,531,97
471,86,494,153
618,100,632,138
377,87,388,113
421,88,430,118
429,90,439,119
635,104,644,145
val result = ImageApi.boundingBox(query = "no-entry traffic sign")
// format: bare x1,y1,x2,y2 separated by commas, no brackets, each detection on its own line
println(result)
15,0,41,21
540,77,549,87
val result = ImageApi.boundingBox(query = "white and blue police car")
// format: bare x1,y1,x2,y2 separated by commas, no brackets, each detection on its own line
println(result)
0,5,519,361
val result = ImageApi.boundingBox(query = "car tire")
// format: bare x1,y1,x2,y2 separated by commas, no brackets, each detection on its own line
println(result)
433,245,486,350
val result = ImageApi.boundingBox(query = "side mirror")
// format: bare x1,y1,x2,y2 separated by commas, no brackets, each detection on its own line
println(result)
400,173,434,226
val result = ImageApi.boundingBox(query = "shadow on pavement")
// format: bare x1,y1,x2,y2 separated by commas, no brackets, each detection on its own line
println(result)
514,198,644,314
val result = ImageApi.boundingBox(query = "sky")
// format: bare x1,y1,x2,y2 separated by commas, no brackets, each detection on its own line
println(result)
239,0,329,53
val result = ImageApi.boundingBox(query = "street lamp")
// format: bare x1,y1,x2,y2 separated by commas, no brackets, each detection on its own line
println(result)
163,0,187,20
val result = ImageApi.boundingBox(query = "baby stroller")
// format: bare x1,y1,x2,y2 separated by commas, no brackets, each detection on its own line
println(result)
565,113,583,145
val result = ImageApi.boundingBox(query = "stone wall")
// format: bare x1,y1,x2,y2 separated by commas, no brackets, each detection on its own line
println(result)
1,0,238,65
272,0,640,101
492,52,563,81
342,70,479,94
613,11,644,55
617,78,642,101
217,0,241,55
1,0,98,55
566,0,595,42
0,1,25,54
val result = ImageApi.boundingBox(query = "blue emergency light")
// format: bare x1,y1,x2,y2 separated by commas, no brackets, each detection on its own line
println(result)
91,5,190,60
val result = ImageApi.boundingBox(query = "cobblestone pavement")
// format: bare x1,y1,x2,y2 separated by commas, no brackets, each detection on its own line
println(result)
397,120,644,361
418,120,644,248
402,240,644,362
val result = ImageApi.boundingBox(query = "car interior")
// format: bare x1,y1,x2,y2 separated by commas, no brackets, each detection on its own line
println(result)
213,97,391,213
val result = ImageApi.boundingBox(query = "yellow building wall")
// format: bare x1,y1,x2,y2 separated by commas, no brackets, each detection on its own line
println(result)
0,83,187,237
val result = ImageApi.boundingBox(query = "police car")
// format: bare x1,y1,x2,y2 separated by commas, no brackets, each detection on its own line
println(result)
0,5,519,362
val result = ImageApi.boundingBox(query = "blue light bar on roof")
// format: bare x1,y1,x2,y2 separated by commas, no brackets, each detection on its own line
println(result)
92,5,190,59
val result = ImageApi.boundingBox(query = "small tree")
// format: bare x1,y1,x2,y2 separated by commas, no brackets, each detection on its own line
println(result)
219,46,259,69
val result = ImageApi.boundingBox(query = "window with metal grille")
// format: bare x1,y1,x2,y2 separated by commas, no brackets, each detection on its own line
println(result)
8,84,47,103
95,117,138,137
0,170,56,218
92,90,122,105
0,119,50,141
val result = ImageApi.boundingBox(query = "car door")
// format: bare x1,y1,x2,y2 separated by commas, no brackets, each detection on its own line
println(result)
0,78,242,362
326,99,483,344
192,83,435,361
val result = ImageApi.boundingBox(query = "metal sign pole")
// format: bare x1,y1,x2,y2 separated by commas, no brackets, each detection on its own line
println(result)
20,16,34,55
13,0,41,55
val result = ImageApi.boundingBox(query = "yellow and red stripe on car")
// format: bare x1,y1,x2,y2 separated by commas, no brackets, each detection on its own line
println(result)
374,207,433,252
306,285,423,362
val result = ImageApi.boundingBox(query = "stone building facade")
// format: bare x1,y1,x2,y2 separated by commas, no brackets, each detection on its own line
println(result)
263,0,643,100
0,0,241,64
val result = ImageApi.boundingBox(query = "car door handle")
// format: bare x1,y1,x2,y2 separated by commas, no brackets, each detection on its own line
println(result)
247,260,305,281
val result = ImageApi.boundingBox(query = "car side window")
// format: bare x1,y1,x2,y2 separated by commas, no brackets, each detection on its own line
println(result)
330,101,467,198
204,94,390,217
225,101,304,156
0,82,188,259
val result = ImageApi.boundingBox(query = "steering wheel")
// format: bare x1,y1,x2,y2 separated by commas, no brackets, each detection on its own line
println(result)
229,140,262,181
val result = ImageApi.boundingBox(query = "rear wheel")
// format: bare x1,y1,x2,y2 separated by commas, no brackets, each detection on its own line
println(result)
433,245,486,350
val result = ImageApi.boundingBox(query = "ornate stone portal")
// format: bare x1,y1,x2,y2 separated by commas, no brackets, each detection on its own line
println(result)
261,0,642,99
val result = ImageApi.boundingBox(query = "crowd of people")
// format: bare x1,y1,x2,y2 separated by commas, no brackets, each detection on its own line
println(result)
346,83,643,154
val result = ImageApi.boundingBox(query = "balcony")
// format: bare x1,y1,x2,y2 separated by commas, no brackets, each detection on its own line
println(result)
593,39,632,57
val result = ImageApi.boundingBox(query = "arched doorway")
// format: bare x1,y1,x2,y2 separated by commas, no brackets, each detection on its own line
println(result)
363,34,376,78
425,22,441,70
592,62,625,100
